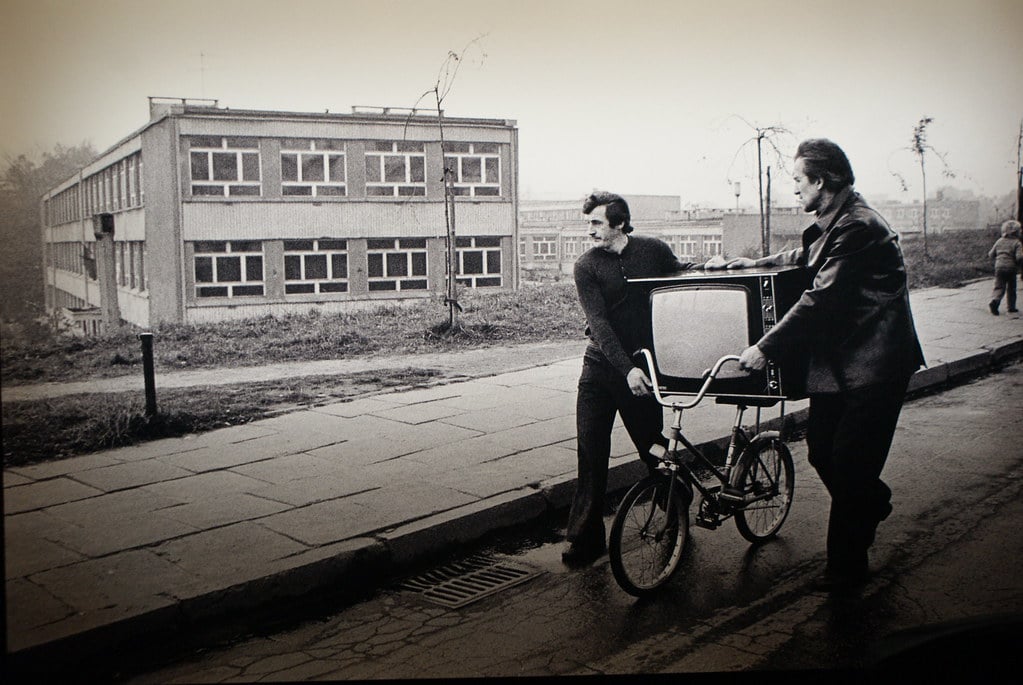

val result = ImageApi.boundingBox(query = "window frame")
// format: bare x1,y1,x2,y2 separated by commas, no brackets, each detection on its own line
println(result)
283,239,350,294
531,235,559,261
192,240,265,298
365,141,427,197
365,238,429,291
444,142,501,197
280,139,347,197
455,236,503,287
189,137,262,197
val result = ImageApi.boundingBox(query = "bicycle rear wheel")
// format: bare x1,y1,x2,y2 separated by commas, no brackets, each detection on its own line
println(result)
733,438,794,543
608,475,689,597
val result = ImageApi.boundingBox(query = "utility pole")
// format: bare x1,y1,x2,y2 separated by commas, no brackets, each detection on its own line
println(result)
756,131,766,256
727,117,792,258
1016,118,1022,224
765,166,772,254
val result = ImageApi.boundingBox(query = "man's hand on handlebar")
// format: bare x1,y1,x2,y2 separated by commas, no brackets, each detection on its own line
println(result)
626,367,654,397
738,344,767,372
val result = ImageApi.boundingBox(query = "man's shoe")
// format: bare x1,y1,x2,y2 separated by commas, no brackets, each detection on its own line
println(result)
990,301,1000,315
1009,308,1019,313
561,541,606,566
811,568,869,593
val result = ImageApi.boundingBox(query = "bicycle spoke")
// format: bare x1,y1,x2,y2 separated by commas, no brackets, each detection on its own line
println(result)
609,477,689,596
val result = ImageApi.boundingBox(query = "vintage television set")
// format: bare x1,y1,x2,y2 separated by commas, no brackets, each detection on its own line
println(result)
627,265,812,402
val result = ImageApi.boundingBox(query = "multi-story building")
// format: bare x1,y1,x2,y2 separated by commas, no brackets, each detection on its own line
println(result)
518,195,723,280
41,98,519,332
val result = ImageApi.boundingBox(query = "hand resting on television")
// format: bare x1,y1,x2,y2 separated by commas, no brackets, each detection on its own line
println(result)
703,256,758,270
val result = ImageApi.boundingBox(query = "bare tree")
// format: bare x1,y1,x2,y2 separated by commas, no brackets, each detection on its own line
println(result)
407,36,487,332
889,116,955,257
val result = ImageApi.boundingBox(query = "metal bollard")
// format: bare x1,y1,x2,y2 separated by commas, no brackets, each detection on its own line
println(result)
138,331,158,417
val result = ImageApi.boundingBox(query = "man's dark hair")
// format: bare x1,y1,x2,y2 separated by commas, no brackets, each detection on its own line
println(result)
582,191,633,233
795,139,855,191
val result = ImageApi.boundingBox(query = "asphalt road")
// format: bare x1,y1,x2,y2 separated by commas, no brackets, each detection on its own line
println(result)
118,361,1023,681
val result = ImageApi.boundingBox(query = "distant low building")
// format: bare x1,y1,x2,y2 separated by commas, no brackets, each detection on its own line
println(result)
41,98,520,333
720,196,983,260
875,197,981,234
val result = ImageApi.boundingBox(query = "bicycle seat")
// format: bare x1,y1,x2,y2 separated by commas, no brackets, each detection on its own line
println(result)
714,395,783,408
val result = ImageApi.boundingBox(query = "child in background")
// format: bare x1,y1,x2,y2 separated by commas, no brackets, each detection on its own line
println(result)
988,219,1022,315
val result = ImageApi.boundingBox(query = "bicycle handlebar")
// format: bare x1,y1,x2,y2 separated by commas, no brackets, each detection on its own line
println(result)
636,349,743,409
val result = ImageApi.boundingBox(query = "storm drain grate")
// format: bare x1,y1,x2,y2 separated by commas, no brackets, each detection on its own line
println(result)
398,553,542,608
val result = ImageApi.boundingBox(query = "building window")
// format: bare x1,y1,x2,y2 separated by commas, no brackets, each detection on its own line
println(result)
115,242,126,286
365,141,425,197
444,143,500,197
456,236,502,287
189,137,262,197
193,240,264,297
83,243,97,281
532,235,559,261
280,139,346,197
284,239,348,294
678,239,698,258
127,157,137,207
366,238,428,291
702,236,722,257
563,236,581,258
131,241,146,291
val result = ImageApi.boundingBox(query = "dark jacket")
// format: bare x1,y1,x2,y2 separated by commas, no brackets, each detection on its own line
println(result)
756,189,925,393
574,235,691,376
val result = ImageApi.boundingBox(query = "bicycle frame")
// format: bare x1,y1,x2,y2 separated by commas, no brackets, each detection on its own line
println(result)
636,350,786,521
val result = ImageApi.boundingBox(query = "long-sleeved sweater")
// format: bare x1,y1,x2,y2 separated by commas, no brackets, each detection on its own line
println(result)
573,235,691,376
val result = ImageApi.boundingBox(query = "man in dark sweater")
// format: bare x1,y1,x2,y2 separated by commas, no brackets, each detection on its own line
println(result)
563,191,693,566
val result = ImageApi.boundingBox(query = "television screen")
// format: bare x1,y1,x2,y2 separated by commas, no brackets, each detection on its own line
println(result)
651,285,749,380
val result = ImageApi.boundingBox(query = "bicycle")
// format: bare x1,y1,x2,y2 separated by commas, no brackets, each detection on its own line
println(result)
608,352,795,597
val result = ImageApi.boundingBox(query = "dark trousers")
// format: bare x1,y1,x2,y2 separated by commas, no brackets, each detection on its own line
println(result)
991,268,1018,311
566,356,667,547
806,375,912,573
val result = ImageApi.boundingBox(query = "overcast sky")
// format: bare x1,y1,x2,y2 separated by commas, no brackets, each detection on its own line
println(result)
2,0,1021,208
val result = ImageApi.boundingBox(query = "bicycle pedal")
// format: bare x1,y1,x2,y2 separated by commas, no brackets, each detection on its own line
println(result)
694,514,720,529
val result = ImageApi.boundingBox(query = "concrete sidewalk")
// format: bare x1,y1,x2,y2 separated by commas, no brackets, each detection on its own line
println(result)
4,279,1022,670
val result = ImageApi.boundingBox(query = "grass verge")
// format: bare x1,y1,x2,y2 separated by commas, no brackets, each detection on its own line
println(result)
2,367,442,467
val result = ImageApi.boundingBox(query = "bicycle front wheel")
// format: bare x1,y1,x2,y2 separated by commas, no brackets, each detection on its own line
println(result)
733,438,794,543
608,475,689,597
